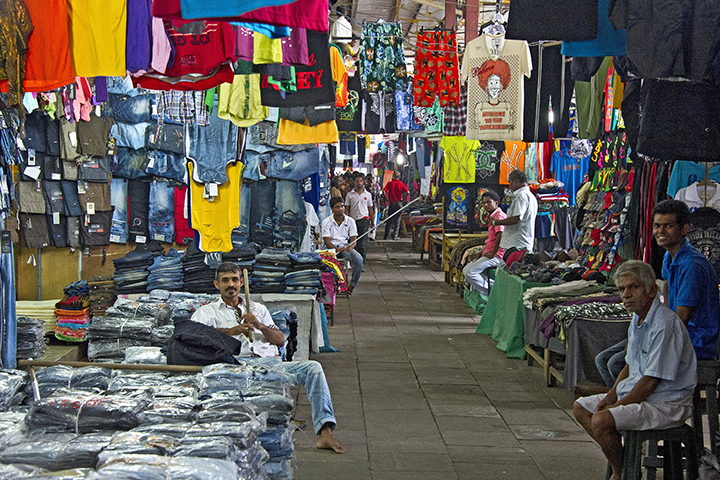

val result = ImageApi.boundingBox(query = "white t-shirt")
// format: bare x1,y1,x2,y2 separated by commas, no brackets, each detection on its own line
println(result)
299,201,320,252
674,182,720,213
461,33,532,141
190,298,280,357
499,185,538,252
345,188,373,220
321,214,357,248
331,16,352,41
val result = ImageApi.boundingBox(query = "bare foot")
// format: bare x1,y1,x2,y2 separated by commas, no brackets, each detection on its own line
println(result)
316,425,346,454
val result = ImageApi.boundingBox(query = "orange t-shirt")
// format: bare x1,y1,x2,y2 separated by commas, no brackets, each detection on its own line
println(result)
330,45,348,107
0,0,76,93
499,141,527,185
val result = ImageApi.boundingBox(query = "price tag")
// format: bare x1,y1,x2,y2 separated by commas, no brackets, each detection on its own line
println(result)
86,202,95,215
77,182,86,194
135,235,147,244
51,173,61,180
53,212,60,225
207,183,219,197
110,234,121,243
153,234,165,242
2,230,12,253
27,149,36,166
146,156,154,169
23,166,41,180
68,131,77,148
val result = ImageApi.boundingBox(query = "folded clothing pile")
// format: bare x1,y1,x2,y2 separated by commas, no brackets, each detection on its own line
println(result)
0,370,28,410
113,246,162,295
86,275,116,317
54,296,91,342
147,249,185,292
64,280,89,297
284,252,323,295
223,243,259,271
24,365,112,398
16,317,46,360
250,248,291,294
182,246,217,294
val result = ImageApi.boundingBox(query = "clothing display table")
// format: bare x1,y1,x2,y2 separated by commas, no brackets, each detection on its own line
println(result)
427,233,443,269
442,232,487,287
475,269,550,359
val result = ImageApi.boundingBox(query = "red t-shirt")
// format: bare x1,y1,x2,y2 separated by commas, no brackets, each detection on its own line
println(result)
383,180,409,203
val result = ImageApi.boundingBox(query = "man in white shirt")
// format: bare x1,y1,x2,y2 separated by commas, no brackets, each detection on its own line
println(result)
344,172,374,261
491,169,538,259
191,262,346,454
322,196,363,294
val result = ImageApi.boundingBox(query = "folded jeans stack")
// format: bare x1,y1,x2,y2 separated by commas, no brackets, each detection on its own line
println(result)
113,250,158,295
250,247,291,294
147,249,185,292
182,246,218,294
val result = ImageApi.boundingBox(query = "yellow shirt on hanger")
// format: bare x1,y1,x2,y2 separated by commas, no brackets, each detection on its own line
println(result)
187,161,244,253
67,0,127,76
253,32,283,64
218,74,269,128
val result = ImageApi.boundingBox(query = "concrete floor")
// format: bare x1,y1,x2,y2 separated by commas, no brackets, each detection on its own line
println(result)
292,238,608,480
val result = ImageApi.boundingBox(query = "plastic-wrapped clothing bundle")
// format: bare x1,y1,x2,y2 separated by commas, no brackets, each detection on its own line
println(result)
243,393,294,426
101,430,178,456
0,412,26,446
0,463,49,479
107,371,198,398
198,364,292,395
151,325,175,345
0,432,113,470
23,390,151,433
122,347,167,365
87,338,154,362
265,459,293,480
89,454,239,480
104,298,173,326
0,370,29,411
25,366,111,398
131,419,265,451
196,395,258,424
16,317,47,359
136,397,198,425
259,425,295,459
86,317,156,340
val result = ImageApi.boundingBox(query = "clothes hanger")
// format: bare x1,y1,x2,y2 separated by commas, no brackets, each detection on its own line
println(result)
697,162,716,207
482,0,506,36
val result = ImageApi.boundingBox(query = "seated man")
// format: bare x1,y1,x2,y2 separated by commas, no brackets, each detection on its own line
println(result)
191,262,345,454
322,196,363,294
463,190,505,295
574,260,696,480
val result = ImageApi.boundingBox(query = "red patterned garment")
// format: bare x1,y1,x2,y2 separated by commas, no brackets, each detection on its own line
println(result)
413,30,461,107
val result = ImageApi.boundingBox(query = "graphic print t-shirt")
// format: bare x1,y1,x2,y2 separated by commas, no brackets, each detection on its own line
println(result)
336,75,362,131
461,34,531,141
440,136,480,184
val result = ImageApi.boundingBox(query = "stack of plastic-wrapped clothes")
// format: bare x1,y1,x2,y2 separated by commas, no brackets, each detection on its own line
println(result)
284,252,324,295
251,248,291,294
16,317,46,360
0,362,293,480
113,243,164,295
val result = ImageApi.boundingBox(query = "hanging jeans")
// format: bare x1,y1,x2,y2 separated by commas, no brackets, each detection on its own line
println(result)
249,180,275,248
337,250,363,287
1,239,17,368
148,182,175,243
233,183,252,246
281,360,337,434
274,180,305,249
101,93,153,123
266,149,322,182
462,256,503,294
110,179,128,243
146,150,186,183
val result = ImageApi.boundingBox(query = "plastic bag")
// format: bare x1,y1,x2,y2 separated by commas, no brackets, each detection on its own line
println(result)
90,454,239,480
122,347,167,365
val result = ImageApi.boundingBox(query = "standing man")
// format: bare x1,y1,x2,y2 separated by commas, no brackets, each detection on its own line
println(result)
367,174,383,241
463,190,506,294
492,169,537,259
382,171,409,240
191,262,346,453
322,196,363,294
574,260,696,480
344,172,374,261
655,199,720,360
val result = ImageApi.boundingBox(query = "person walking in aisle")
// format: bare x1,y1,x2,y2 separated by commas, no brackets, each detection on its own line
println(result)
191,262,346,453
322,196,363,294
463,190,505,295
383,171,409,240
367,174,383,240
492,169,538,259
344,172,374,261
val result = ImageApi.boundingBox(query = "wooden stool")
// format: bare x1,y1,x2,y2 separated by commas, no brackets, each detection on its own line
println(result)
692,359,719,455
604,424,699,480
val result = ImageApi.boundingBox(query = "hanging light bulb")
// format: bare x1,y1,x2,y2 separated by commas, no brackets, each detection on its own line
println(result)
396,152,406,165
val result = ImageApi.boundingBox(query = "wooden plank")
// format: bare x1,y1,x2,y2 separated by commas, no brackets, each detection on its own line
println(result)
19,359,204,373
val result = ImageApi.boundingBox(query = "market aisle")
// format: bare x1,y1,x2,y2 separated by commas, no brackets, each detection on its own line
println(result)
292,239,607,480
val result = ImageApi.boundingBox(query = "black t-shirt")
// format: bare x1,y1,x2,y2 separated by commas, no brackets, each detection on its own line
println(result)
336,76,363,131
363,91,395,134
260,31,335,108
506,0,597,42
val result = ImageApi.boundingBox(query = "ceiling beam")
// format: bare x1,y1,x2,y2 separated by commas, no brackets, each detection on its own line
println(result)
406,0,461,16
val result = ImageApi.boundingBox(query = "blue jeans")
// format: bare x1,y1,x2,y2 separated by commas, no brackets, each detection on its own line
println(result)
146,150,186,183
148,182,175,243
235,182,251,245
338,250,363,287
61,180,83,217
281,360,337,434
106,76,141,96
187,106,238,184
266,148,323,182
110,178,128,243
242,151,269,181
274,180,305,249
111,122,150,150
1,239,17,368
249,180,275,248
102,93,153,123
114,148,150,180
595,338,627,388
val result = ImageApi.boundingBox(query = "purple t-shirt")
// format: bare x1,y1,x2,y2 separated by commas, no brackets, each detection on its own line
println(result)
126,0,153,73
235,27,255,62
281,28,309,66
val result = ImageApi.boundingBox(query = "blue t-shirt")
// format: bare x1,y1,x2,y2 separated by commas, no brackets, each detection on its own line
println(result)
666,161,720,198
550,148,589,206
662,239,720,359
561,0,627,57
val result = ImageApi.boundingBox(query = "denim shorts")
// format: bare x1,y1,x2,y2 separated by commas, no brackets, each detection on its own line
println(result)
266,148,323,182
102,93,153,124
112,122,151,150
114,147,150,180
187,106,238,184
147,150,186,183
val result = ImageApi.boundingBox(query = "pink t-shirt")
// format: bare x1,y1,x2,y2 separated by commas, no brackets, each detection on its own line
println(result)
482,207,507,258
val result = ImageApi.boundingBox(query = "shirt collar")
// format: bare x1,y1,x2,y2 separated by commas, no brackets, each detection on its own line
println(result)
634,296,662,328
490,207,502,217
670,238,692,266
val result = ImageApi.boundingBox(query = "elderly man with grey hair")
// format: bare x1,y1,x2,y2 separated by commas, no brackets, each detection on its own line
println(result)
573,260,697,480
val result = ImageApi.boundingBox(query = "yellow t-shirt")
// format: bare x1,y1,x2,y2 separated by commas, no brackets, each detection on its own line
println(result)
67,0,126,76
187,161,243,253
253,32,283,64
218,74,269,128
440,136,480,183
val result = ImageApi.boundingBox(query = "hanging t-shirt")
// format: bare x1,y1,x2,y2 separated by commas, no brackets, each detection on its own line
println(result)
217,74,269,128
253,32,283,64
363,91,396,134
675,183,720,213
260,31,335,108
499,141,527,185
561,0,626,57
550,147,590,206
187,161,243,253
462,33,532,141
667,162,720,198
336,75,362,131
339,132,357,156
440,136,480,184
506,0,597,43
475,141,504,184
67,0,126,77
179,0,298,19
126,0,153,73
163,20,238,77
330,45,348,107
